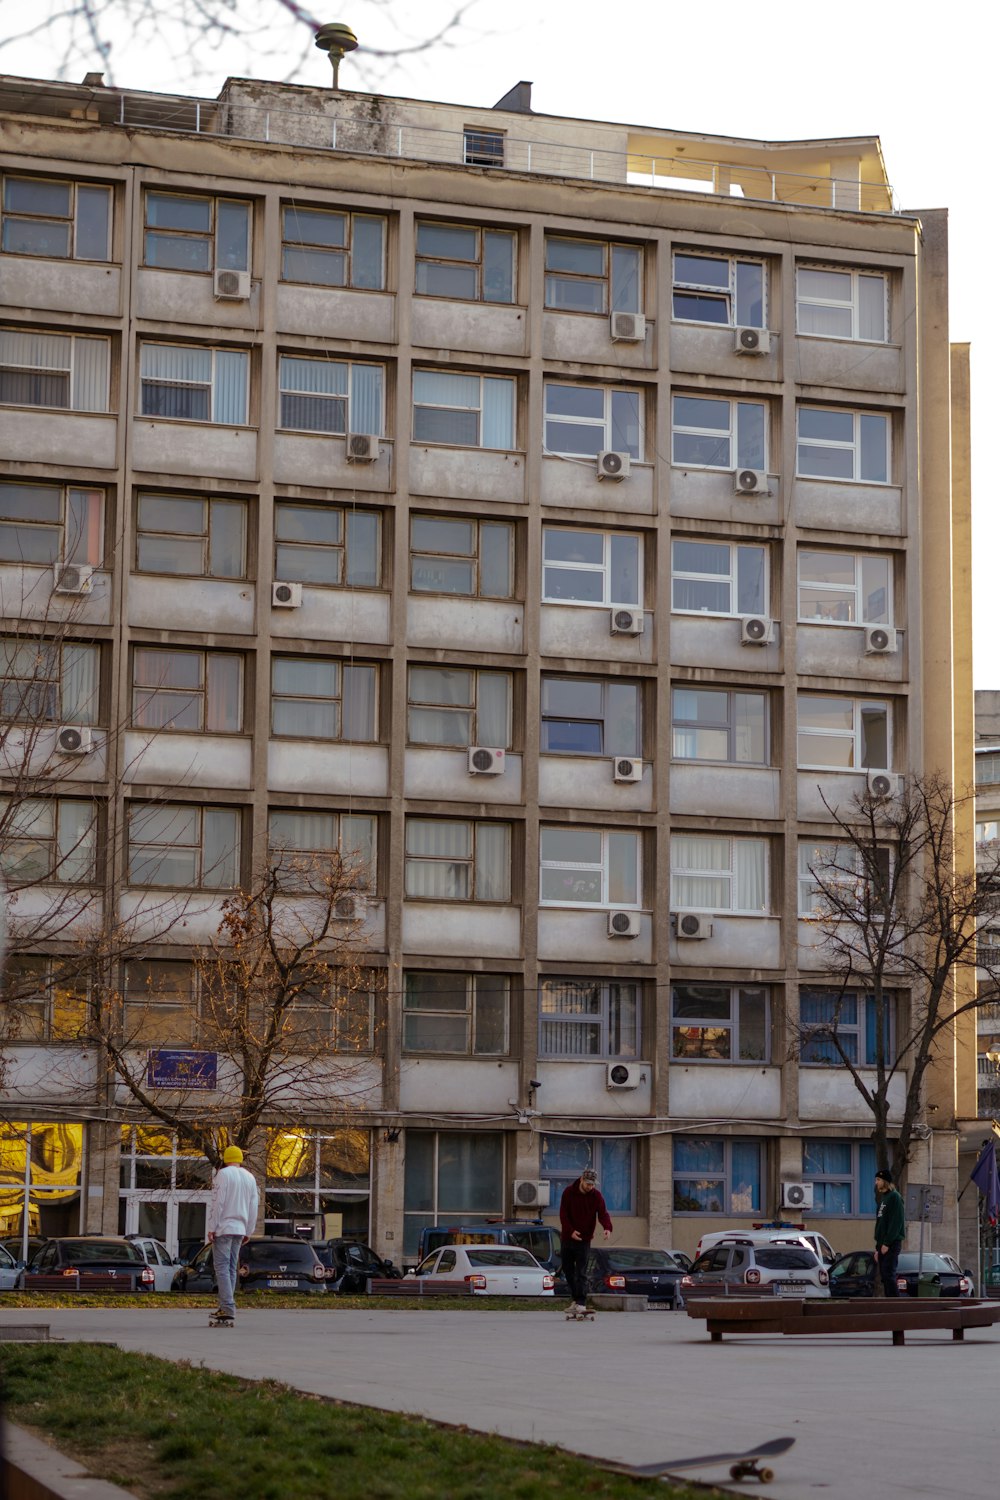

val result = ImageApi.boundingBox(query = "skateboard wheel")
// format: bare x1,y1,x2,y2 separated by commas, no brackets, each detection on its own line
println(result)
730,1464,744,1480
758,1468,774,1483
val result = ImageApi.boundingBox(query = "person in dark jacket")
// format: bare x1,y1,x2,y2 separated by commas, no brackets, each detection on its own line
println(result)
559,1167,613,1313
873,1167,906,1296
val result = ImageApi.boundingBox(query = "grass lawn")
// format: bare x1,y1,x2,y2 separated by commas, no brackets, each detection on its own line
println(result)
0,1342,722,1500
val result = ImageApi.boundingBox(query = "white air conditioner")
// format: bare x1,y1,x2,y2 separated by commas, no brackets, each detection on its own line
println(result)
734,326,771,354
334,892,366,921
675,911,712,940
608,910,641,938
864,625,898,655
867,769,901,800
607,1062,642,1090
610,608,643,636
781,1181,815,1211
56,725,93,755
610,311,646,343
214,268,251,299
741,615,774,645
346,433,379,463
513,1178,551,1208
597,450,630,481
272,581,303,608
468,746,505,775
53,563,93,596
613,756,643,783
734,468,768,495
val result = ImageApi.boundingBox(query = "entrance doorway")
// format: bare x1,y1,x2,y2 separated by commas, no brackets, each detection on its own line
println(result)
119,1193,211,1262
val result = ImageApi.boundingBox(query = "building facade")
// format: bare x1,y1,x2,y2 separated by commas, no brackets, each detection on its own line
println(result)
0,65,974,1263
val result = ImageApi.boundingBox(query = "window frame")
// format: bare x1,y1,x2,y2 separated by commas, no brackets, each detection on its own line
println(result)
3,955,91,1042
403,817,512,904
142,190,250,274
0,796,98,888
415,219,516,305
269,654,378,744
671,685,768,766
671,393,768,473
803,1139,879,1218
403,971,511,1056
797,694,890,772
123,958,202,1046
130,646,245,736
671,249,767,328
796,405,892,484
412,368,516,451
0,479,104,569
138,341,249,427
280,204,386,290
542,380,644,460
274,501,381,591
797,548,893,628
463,128,504,167
541,526,643,610
1,173,112,263
796,265,889,344
672,1137,764,1215
266,808,377,895
406,664,513,750
799,989,896,1068
670,538,768,619
0,638,101,727
543,235,642,316
540,1134,636,1216
0,328,110,414
538,977,641,1059
276,355,384,438
797,839,891,917
126,801,242,891
134,492,248,581
669,834,769,915
539,825,642,910
670,983,770,1064
540,674,642,759
409,513,514,600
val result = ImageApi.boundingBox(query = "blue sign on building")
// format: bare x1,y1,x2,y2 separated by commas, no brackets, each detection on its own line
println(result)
146,1050,218,1090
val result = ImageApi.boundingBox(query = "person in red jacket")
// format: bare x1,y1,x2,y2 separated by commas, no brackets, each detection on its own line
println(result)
559,1167,613,1313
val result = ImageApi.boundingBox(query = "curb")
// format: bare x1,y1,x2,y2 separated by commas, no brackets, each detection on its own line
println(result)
2,1423,140,1500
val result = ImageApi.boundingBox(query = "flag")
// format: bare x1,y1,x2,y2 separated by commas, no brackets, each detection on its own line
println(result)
971,1139,1000,1228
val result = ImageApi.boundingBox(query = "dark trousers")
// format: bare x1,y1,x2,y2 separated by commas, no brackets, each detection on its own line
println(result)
561,1238,591,1303
878,1239,902,1296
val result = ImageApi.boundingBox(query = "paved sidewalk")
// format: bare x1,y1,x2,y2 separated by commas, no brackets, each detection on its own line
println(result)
2,1305,997,1498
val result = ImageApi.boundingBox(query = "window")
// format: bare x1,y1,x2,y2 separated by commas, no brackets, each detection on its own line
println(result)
544,236,641,315
796,406,890,483
670,835,767,914
135,493,247,579
796,267,887,342
403,972,509,1054
267,809,376,893
0,329,109,412
404,818,511,901
3,956,89,1041
799,989,895,1066
464,129,504,167
281,205,384,289
672,251,765,327
977,820,1000,845
541,676,640,757
539,826,640,908
0,481,103,567
274,503,380,589
139,343,248,425
143,192,249,273
673,1138,763,1214
543,382,642,459
671,539,767,617
416,221,515,304
407,666,511,748
797,695,889,770
0,798,97,886
976,753,1000,787
670,984,769,1062
410,514,513,599
2,175,111,261
0,639,100,725
278,357,383,436
538,978,639,1058
671,394,766,472
803,1140,878,1216
131,648,243,733
126,802,241,889
270,656,377,742
541,1135,635,1215
542,527,642,608
284,976,378,1051
404,1130,503,1255
797,840,890,916
267,1128,372,1234
412,370,515,449
124,960,199,1045
798,549,891,626
672,687,767,764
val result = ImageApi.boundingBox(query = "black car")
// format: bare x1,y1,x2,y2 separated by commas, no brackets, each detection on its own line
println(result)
313,1238,403,1293
171,1237,328,1294
19,1237,155,1292
829,1249,974,1298
584,1246,687,1308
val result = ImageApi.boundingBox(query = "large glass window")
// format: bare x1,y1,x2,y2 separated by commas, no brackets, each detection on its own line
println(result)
673,1138,762,1214
670,984,769,1062
278,357,383,436
267,1127,372,1241
0,639,100,725
124,960,200,1045
416,221,515,303
671,540,767,617
404,818,511,902
403,1130,504,1254
3,956,89,1041
412,370,515,449
270,656,377,742
541,1135,635,1215
538,979,639,1058
797,406,890,484
539,826,640,908
139,343,248,426
541,676,640,757
672,251,765,327
799,990,895,1066
672,686,766,764
544,236,641,315
796,267,888,342
0,798,97,886
2,175,111,261
144,192,250,273
803,1139,878,1216
671,395,766,472
798,549,892,626
274,503,380,589
132,648,243,734
407,666,511,749
670,835,767,913
797,695,889,770
0,329,109,412
0,481,103,568
542,527,642,608
543,382,642,459
410,514,513,599
135,493,246,579
403,972,509,1054
126,802,241,889
267,809,376,894
281,205,385,289
797,840,890,916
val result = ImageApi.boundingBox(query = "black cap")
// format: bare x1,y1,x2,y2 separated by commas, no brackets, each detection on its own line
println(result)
875,1169,893,1183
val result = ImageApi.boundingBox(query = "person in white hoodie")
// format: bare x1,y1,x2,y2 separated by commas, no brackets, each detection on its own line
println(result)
208,1144,259,1324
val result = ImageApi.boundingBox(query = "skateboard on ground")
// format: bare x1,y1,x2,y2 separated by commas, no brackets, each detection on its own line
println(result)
565,1305,595,1321
603,1435,794,1484
208,1311,235,1328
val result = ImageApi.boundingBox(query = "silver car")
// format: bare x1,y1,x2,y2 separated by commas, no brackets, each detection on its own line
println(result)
681,1238,831,1299
0,1243,19,1291
411,1244,555,1296
126,1235,181,1292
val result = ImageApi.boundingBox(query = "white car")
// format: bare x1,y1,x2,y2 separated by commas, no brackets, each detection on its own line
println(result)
126,1235,181,1292
682,1238,831,1298
0,1243,19,1291
412,1244,555,1296
695,1228,837,1267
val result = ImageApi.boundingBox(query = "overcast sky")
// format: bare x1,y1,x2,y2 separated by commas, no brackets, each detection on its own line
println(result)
3,0,989,685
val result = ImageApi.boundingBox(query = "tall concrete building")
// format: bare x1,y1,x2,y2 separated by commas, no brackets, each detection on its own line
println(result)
0,62,975,1263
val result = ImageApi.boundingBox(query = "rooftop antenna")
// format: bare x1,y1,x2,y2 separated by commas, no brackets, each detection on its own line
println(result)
315,22,359,91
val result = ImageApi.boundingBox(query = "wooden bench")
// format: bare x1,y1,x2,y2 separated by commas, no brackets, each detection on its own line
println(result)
367,1277,471,1297
685,1296,1000,1345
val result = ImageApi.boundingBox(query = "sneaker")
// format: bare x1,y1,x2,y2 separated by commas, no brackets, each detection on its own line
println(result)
575,1302,588,1313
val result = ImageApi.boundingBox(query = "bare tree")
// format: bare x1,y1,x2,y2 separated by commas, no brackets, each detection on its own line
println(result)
795,773,1000,1181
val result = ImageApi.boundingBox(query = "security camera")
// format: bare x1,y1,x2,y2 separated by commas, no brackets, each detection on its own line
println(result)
529,1079,542,1090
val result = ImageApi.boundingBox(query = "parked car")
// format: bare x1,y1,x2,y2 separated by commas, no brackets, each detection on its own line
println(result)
695,1226,837,1266
416,1221,560,1272
0,1243,20,1290
125,1234,182,1292
0,1237,45,1265
681,1239,831,1299
171,1237,328,1295
661,1248,693,1271
585,1246,687,1307
18,1237,155,1292
313,1238,403,1293
829,1249,975,1299
411,1244,555,1296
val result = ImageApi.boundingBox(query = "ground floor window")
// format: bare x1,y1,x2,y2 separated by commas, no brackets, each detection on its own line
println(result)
119,1126,214,1260
672,1137,762,1214
0,1120,83,1251
803,1139,878,1216
265,1127,371,1240
403,1130,504,1256
540,1135,636,1216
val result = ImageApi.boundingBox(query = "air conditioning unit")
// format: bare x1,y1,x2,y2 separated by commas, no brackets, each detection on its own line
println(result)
734,326,771,354
741,615,775,645
867,769,901,800
56,725,93,755
468,746,505,775
334,892,366,921
272,581,303,608
610,311,646,343
613,756,643,784
53,563,93,595
734,468,768,495
346,433,379,463
864,625,898,655
610,608,643,636
608,910,640,938
781,1181,815,1211
607,1062,642,1090
675,911,712,940
512,1178,551,1209
214,268,251,299
597,450,630,481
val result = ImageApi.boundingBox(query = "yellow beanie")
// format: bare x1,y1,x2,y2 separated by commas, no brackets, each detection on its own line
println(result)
223,1145,243,1164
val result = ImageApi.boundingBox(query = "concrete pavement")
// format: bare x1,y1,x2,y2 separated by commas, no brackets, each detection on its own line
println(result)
2,1304,998,1498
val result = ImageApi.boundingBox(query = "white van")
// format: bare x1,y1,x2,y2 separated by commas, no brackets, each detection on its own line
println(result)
695,1227,837,1266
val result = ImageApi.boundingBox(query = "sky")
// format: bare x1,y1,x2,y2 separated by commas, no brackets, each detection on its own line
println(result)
1,0,990,684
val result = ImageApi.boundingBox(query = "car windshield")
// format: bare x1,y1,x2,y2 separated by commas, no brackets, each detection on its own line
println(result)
62,1241,142,1265
605,1249,680,1271
754,1249,818,1270
466,1249,538,1268
896,1254,957,1273
244,1242,316,1266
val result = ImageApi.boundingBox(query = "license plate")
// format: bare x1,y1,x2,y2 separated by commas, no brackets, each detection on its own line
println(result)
776,1282,806,1296
267,1278,298,1289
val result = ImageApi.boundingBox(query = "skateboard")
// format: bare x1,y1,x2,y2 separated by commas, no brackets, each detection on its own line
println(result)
565,1306,595,1321
603,1435,794,1484
208,1312,235,1328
